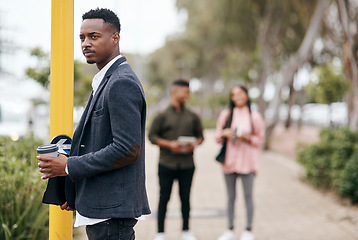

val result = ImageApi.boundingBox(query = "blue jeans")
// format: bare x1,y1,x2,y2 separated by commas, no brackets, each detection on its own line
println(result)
86,218,138,240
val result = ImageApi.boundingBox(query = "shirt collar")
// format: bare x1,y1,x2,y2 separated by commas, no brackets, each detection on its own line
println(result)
92,55,122,95
169,104,186,112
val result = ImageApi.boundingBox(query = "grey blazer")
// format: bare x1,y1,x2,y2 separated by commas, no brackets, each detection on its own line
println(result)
66,57,151,219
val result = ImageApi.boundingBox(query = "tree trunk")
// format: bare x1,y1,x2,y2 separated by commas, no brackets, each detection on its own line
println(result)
297,90,306,130
256,2,282,116
285,80,296,129
337,0,358,130
264,0,331,149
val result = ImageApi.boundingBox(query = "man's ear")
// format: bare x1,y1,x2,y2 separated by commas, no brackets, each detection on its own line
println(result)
112,32,120,45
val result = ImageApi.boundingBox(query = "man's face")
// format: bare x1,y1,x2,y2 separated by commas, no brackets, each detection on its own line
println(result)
79,18,119,69
172,86,190,105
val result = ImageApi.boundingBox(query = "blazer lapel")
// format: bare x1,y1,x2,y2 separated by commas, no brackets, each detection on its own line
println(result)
83,56,127,128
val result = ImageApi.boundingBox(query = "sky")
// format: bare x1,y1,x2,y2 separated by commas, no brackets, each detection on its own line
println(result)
0,0,187,78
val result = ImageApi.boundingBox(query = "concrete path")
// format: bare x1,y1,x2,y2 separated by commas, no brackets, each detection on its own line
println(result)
74,129,358,240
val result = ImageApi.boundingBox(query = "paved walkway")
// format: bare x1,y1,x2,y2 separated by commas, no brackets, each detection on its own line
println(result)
74,129,358,240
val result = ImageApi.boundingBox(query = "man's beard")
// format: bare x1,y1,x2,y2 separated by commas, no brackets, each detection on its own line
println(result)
87,60,96,64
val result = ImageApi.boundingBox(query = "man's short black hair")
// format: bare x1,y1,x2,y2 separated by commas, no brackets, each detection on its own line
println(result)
172,79,190,87
82,8,121,33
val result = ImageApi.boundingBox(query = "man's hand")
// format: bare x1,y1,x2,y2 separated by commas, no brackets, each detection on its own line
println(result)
60,202,74,211
156,138,198,153
182,144,195,153
170,141,195,154
37,154,68,180
168,140,182,153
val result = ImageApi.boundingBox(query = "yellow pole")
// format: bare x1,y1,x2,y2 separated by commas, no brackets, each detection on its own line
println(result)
50,0,74,239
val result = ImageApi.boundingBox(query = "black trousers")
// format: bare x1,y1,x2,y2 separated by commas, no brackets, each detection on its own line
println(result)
86,218,138,240
157,164,195,233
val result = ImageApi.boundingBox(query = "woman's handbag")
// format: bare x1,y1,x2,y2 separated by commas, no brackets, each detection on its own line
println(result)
215,139,227,163
216,108,234,163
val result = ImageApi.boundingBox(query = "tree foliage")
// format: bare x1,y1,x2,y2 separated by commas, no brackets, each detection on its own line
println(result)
25,47,94,107
25,47,50,87
146,0,323,123
149,1,318,86
306,64,350,105
73,61,93,106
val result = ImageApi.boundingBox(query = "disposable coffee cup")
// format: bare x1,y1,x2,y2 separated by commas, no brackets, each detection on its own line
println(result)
37,144,59,176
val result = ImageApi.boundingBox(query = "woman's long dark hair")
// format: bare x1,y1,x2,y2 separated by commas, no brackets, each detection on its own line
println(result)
224,86,252,129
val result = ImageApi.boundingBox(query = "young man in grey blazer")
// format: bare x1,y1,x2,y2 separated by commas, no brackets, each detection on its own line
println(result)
38,8,151,239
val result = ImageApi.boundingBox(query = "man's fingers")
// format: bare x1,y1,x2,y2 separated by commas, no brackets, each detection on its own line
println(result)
41,175,49,180
60,202,68,210
60,202,74,211
39,166,51,174
37,155,54,162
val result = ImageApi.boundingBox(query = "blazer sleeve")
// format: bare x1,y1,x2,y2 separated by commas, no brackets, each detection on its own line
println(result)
67,76,144,181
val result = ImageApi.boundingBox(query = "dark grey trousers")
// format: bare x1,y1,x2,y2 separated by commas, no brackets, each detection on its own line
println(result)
224,172,255,231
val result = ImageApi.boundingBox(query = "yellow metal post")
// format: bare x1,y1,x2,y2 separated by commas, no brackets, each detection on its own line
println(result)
50,0,74,239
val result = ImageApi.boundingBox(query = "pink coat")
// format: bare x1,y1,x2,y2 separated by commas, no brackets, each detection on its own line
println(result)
215,106,265,174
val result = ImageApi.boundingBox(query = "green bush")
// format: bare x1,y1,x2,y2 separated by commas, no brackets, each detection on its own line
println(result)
338,153,358,203
0,136,49,240
297,128,358,203
297,144,333,189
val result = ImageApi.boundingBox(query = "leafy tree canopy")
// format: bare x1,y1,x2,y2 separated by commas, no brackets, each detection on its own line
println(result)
306,63,350,104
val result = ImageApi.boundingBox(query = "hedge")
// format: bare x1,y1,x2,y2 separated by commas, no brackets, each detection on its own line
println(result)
0,136,49,239
297,128,358,204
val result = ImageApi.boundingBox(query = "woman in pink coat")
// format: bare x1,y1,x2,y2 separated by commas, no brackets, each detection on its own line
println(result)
216,86,265,240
